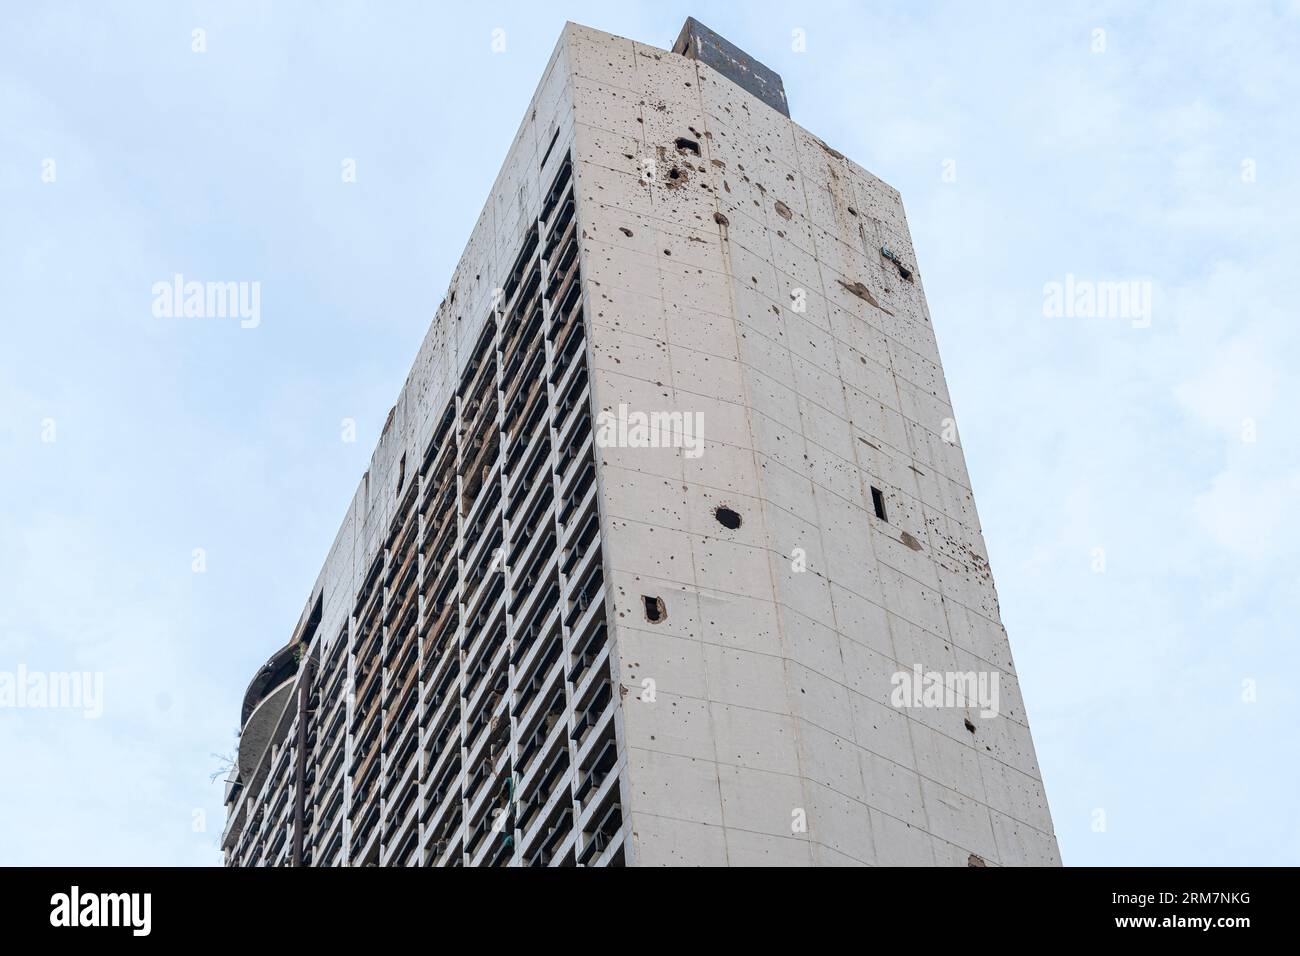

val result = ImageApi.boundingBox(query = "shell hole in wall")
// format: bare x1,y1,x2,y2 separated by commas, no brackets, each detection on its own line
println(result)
674,136,701,156
643,595,666,623
713,506,742,530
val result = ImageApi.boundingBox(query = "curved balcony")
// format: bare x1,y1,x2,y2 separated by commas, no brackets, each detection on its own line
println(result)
237,640,300,781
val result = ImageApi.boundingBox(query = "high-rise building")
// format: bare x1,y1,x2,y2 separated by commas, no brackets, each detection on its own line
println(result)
223,18,1059,867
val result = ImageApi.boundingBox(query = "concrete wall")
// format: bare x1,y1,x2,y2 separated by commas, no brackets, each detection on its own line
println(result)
567,22,1059,866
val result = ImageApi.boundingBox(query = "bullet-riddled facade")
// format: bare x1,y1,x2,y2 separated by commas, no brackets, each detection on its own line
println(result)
223,20,1059,868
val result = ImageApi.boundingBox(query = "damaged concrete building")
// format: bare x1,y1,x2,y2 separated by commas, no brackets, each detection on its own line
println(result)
222,18,1059,867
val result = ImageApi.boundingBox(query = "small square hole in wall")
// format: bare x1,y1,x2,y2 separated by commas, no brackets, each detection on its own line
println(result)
871,486,887,522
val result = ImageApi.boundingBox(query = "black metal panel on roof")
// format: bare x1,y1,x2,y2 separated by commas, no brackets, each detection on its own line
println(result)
672,17,790,118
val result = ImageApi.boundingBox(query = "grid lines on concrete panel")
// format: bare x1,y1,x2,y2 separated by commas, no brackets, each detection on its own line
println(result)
567,24,1057,867
586,316,976,535
607,582,1054,844
573,176,975,555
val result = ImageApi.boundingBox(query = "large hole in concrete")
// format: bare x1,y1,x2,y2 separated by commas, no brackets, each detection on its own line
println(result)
643,595,666,624
714,506,742,530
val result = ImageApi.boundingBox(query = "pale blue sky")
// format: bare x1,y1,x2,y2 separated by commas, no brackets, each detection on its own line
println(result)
2,1,1297,866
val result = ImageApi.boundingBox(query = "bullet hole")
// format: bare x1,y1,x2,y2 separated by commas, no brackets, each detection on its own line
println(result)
619,226,634,237
967,853,986,867
674,136,701,156
713,212,729,227
871,486,888,522
847,206,858,217
773,200,793,220
714,506,742,530
663,249,671,256
668,166,682,181
964,718,976,734
643,595,666,623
